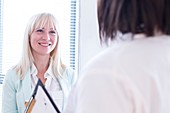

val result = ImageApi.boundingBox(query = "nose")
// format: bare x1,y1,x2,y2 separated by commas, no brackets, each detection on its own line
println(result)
42,32,50,40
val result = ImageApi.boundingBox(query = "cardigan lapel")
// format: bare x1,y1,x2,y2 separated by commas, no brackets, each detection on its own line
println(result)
22,69,32,102
57,76,70,111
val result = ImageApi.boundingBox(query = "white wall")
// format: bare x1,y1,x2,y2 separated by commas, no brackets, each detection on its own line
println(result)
79,0,106,71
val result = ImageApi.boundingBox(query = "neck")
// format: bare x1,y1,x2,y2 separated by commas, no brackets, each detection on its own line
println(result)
33,55,50,85
33,55,50,72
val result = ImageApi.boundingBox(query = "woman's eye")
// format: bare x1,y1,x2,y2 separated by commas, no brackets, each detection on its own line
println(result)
36,29,43,32
50,31,56,35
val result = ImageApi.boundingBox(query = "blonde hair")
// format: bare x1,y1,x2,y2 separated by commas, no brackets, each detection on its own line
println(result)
14,13,66,79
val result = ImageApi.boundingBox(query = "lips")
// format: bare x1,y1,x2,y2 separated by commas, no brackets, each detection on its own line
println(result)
38,42,52,47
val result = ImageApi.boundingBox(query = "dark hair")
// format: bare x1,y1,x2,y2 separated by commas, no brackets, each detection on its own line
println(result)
97,0,170,42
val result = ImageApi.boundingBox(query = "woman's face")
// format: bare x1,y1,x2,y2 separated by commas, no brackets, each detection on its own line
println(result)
30,23,57,57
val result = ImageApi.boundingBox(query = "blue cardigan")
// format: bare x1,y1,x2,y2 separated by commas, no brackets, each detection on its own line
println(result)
2,67,77,113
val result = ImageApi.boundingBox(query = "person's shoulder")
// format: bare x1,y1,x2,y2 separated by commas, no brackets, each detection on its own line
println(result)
6,65,18,74
63,66,77,85
63,66,75,79
78,48,115,81
81,45,120,70
64,67,74,74
5,66,19,80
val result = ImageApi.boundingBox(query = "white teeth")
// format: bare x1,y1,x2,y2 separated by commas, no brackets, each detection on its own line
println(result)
40,43,50,47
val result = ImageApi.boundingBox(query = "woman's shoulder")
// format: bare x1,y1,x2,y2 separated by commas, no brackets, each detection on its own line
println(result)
64,67,74,73
63,66,77,85
6,65,17,74
63,67,75,77
5,66,19,80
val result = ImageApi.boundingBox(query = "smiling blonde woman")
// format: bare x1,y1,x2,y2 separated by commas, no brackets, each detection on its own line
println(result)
2,13,77,113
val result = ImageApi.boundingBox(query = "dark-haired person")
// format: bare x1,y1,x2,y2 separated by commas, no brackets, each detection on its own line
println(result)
63,0,170,113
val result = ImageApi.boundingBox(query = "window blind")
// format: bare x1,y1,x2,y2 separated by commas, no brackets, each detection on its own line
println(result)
0,0,4,111
70,0,79,71
0,0,4,84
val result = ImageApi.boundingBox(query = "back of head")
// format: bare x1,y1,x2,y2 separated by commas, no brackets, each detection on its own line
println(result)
97,0,170,43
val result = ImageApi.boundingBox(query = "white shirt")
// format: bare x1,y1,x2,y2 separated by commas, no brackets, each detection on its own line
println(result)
64,35,170,113
30,62,63,112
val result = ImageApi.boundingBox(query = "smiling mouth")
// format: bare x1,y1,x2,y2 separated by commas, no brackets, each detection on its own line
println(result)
38,43,52,47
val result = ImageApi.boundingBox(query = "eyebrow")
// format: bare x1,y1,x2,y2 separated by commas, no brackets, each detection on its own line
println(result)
36,27,56,30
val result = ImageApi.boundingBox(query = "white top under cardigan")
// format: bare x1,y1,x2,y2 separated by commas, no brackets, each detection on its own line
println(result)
30,62,63,112
63,34,170,113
